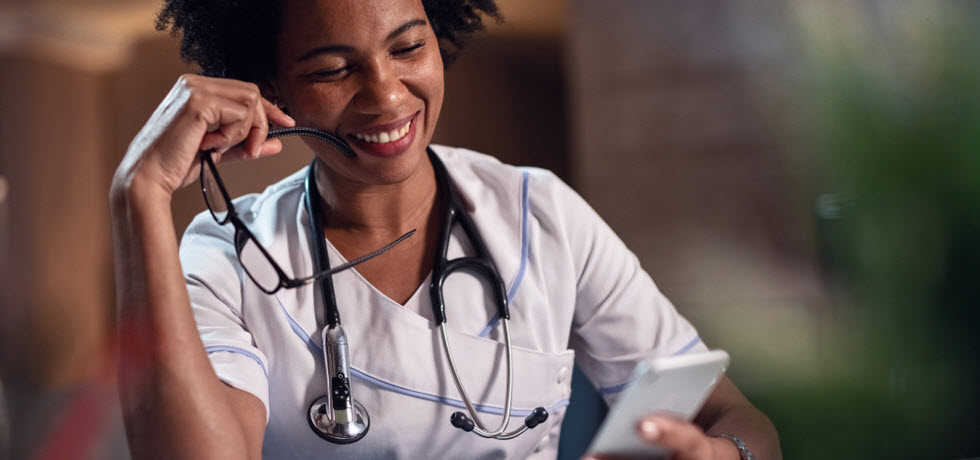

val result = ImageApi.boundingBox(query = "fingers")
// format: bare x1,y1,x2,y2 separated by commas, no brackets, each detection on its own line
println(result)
262,97,295,128
238,99,294,160
185,75,293,161
636,417,714,460
581,417,713,460
216,138,284,164
241,96,269,159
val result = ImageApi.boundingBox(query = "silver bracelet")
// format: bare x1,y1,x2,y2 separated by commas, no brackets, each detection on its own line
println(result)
712,434,756,460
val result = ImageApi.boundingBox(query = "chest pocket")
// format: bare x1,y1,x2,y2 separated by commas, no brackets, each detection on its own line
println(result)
347,306,576,459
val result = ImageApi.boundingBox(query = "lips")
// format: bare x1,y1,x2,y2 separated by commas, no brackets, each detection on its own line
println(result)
346,112,419,157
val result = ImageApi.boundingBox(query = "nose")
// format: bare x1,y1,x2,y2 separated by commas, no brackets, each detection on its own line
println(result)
352,59,410,115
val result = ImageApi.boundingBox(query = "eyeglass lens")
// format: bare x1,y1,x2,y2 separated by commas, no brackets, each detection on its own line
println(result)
235,229,282,293
201,157,231,224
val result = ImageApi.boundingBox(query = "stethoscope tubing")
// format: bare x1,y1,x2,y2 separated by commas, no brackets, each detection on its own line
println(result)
272,125,544,442
439,319,516,438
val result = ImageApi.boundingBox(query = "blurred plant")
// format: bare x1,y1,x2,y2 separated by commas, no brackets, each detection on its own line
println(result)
757,2,980,458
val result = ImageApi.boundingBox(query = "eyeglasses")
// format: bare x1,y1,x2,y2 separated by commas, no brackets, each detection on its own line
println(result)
199,148,414,294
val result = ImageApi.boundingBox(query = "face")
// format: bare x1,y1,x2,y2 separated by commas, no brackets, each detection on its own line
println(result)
270,0,444,186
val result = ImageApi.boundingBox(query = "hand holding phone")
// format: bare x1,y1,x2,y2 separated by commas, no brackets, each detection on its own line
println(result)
586,350,730,459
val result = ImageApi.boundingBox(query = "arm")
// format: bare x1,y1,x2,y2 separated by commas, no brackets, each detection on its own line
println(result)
691,375,781,460
110,74,292,460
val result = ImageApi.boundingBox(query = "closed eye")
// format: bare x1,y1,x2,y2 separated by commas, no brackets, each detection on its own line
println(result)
394,42,424,56
309,66,350,80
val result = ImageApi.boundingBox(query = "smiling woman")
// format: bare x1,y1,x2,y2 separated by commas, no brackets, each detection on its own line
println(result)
110,0,780,459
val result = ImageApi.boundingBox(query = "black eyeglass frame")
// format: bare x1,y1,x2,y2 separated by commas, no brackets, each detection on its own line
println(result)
198,149,413,294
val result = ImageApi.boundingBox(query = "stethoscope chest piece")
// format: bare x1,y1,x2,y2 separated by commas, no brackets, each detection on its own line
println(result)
308,395,370,444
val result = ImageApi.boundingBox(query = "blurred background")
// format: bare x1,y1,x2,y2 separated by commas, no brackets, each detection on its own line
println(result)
1,0,978,459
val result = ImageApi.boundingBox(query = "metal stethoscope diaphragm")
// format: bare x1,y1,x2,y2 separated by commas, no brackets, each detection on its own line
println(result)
307,325,370,444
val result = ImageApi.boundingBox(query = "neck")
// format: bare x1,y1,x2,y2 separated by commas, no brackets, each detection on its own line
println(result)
314,157,438,236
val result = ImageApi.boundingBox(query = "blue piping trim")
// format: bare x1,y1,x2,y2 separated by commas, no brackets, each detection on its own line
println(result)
672,336,702,356
598,380,630,395
275,289,566,417
479,171,530,338
275,293,321,356
597,336,704,395
205,345,269,378
350,366,569,417
478,315,501,338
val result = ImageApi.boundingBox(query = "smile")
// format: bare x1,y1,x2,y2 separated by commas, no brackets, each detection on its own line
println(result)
351,119,412,144
346,112,419,157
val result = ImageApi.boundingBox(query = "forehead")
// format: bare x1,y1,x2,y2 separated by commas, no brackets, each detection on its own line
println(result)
277,0,429,52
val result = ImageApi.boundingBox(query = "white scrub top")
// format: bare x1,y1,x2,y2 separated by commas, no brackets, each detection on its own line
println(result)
179,145,707,459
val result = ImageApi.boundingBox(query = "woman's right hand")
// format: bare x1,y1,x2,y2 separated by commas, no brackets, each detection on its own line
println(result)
113,74,295,199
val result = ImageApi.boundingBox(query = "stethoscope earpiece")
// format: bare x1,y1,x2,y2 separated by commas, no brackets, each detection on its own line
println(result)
450,412,476,432
524,407,549,429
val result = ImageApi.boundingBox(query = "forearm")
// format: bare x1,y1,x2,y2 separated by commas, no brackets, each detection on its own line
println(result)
701,405,780,460
696,378,781,460
110,176,253,460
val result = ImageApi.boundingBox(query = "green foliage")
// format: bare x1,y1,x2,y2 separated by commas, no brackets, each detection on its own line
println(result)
773,3,980,457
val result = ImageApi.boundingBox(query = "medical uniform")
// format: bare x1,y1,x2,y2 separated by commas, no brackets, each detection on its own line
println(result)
179,146,706,459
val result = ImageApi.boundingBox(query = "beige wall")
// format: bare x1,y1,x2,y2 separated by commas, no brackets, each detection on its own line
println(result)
568,0,828,383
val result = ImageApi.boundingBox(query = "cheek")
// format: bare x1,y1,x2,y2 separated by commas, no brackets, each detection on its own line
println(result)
286,84,350,128
418,54,445,124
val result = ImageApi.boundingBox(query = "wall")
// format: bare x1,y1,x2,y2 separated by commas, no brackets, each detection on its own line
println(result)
568,0,830,387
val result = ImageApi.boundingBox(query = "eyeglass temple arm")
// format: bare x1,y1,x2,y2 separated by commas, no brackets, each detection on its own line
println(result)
288,229,416,288
267,127,356,158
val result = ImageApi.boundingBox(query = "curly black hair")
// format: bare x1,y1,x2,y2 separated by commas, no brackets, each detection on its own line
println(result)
156,0,501,83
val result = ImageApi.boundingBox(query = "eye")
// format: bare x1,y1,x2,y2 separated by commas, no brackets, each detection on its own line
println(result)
309,66,350,81
393,41,424,56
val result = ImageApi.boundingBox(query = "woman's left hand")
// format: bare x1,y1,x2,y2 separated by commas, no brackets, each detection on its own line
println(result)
582,416,739,460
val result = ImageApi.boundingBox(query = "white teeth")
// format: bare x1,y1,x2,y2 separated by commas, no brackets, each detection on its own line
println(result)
352,120,412,144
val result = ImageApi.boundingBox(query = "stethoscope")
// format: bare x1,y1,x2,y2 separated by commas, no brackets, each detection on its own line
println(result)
265,127,549,444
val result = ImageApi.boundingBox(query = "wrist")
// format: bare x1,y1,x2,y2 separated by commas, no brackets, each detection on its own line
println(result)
710,434,756,460
708,435,741,460
110,165,174,212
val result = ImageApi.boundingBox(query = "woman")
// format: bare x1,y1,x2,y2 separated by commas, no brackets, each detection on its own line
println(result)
109,0,780,458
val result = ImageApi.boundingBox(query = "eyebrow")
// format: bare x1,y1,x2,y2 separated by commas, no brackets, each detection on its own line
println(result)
296,18,428,63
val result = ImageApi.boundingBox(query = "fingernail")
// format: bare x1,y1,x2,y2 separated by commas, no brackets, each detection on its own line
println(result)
639,420,660,441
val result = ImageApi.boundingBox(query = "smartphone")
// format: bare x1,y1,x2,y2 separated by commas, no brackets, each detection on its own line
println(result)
586,349,730,458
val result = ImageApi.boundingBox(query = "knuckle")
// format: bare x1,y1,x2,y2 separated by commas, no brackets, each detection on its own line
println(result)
185,89,203,106
245,90,260,108
177,73,199,89
187,94,211,122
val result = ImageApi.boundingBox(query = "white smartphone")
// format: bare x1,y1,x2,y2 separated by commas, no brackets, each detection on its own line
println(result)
586,349,730,458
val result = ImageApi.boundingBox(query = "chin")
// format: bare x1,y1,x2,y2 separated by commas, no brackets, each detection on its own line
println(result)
362,148,428,185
